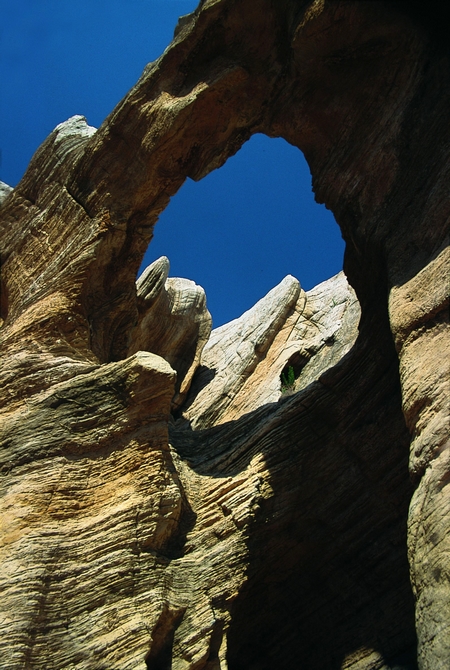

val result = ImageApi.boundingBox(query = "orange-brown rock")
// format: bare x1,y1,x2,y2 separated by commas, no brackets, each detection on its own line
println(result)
0,1,449,669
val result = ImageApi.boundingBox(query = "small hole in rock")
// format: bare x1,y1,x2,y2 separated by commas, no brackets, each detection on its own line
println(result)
280,351,310,395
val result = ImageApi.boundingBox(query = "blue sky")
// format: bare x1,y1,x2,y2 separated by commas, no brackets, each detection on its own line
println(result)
1,0,344,327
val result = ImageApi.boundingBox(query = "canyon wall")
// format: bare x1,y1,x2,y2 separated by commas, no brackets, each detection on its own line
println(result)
0,1,449,668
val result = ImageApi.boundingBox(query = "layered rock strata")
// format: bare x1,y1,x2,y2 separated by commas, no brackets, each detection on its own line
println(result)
181,270,360,428
0,1,449,668
130,256,212,410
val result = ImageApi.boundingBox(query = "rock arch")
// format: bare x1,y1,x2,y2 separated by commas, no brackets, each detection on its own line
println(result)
0,1,448,668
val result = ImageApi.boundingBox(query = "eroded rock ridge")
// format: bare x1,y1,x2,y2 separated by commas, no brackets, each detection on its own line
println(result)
0,1,449,669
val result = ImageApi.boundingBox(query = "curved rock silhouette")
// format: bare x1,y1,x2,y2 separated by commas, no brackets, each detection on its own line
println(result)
0,2,448,668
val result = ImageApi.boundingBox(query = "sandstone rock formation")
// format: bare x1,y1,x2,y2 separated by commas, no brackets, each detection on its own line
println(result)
180,271,360,428
0,182,13,206
130,256,212,410
0,1,449,669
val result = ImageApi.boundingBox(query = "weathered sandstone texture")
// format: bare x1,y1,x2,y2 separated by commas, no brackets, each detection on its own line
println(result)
130,256,212,410
180,270,360,428
0,1,449,669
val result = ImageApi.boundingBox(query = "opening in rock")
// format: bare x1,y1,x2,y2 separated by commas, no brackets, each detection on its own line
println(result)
138,134,345,327
279,351,310,395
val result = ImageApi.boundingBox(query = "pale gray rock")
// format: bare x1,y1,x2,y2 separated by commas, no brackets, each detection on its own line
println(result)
180,274,302,428
293,272,361,392
0,181,13,205
129,256,212,408
180,271,360,429
54,115,97,142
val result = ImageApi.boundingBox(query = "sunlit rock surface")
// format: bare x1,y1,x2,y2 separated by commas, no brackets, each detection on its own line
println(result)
181,271,360,429
0,181,13,205
129,256,212,409
0,1,449,668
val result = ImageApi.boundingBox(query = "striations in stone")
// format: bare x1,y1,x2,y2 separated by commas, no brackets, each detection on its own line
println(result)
129,256,212,409
180,271,360,429
389,243,450,667
0,352,180,669
0,181,13,206
0,1,449,669
180,274,302,428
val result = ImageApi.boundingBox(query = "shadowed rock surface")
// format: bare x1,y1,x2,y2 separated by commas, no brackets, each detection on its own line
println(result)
0,1,449,669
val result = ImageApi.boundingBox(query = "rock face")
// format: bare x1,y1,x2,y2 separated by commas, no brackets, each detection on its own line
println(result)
0,182,13,206
0,1,449,669
181,271,360,429
130,256,212,410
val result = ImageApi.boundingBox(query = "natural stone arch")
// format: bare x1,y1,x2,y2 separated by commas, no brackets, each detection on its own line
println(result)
0,1,448,668
1,0,439,361
138,132,344,329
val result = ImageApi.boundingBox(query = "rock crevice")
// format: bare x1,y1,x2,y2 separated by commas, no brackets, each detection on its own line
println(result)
1,1,449,668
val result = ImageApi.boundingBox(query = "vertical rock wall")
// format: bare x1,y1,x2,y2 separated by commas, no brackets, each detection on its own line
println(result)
0,1,448,668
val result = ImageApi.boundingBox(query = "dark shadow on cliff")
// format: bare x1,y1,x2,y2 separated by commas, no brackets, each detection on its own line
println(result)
170,292,417,669
173,365,216,420
145,606,187,670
